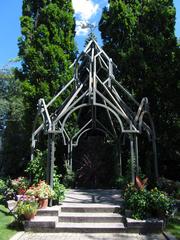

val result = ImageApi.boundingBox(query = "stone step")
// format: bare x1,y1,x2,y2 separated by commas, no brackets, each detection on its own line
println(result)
24,216,57,230
36,206,60,216
55,222,126,233
61,204,121,213
64,189,123,205
58,212,124,223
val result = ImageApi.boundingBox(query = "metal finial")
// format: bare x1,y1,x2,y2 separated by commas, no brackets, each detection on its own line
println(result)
80,22,97,34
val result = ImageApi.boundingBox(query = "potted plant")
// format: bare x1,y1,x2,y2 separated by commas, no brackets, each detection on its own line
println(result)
35,181,55,208
16,199,38,220
11,177,29,195
25,186,37,201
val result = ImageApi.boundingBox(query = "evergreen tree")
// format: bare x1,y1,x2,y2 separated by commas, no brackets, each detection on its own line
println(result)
0,68,25,176
99,0,180,179
17,0,76,108
14,0,76,166
84,32,97,47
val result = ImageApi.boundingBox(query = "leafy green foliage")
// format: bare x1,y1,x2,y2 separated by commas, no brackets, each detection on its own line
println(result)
11,0,76,179
34,180,55,199
15,200,38,220
0,179,7,194
166,212,180,239
124,184,175,219
84,32,97,47
114,176,127,189
149,187,175,218
0,69,25,124
11,177,29,193
99,0,180,179
124,184,148,219
0,68,27,177
63,161,75,188
53,167,66,202
0,203,17,240
25,150,46,184
17,0,76,112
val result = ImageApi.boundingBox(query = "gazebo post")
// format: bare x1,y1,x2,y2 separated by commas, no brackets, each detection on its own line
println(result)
130,134,135,184
47,129,55,207
46,133,51,184
118,140,122,176
67,142,70,167
152,135,158,180
70,140,73,171
67,140,73,170
135,135,139,175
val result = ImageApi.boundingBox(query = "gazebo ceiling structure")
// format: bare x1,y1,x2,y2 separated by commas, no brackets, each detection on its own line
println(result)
31,38,158,190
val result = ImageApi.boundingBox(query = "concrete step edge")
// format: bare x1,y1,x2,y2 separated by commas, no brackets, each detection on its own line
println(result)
55,222,125,228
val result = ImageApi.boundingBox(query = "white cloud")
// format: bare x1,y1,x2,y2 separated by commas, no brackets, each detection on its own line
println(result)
72,0,99,21
72,0,100,37
76,20,89,36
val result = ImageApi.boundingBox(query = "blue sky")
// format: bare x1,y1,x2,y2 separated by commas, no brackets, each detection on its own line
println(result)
0,0,180,69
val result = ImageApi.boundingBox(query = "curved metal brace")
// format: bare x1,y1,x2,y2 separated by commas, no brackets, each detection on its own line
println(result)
96,119,115,139
39,98,52,130
60,103,125,134
57,121,69,145
138,111,153,137
138,110,158,179
73,127,113,146
135,97,149,123
72,119,92,141
71,117,115,146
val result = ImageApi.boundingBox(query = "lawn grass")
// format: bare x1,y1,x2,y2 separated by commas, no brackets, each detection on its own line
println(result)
166,212,180,240
0,196,18,240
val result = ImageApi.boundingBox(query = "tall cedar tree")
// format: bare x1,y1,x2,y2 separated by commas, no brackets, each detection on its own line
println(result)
14,0,76,173
99,0,180,179
0,69,25,176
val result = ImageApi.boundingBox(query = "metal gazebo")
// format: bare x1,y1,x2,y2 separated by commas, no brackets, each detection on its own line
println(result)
31,38,158,190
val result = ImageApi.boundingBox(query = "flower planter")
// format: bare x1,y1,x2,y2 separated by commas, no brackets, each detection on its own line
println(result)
24,212,36,220
38,198,48,209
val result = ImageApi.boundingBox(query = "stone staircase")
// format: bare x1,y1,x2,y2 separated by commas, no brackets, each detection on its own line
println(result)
25,189,126,233
24,189,163,233
25,204,125,233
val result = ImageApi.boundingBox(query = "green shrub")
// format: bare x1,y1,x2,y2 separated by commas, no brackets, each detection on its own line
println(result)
25,150,46,184
0,179,7,194
148,187,175,218
114,176,127,189
124,184,175,220
53,167,66,203
124,184,149,219
63,162,75,188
